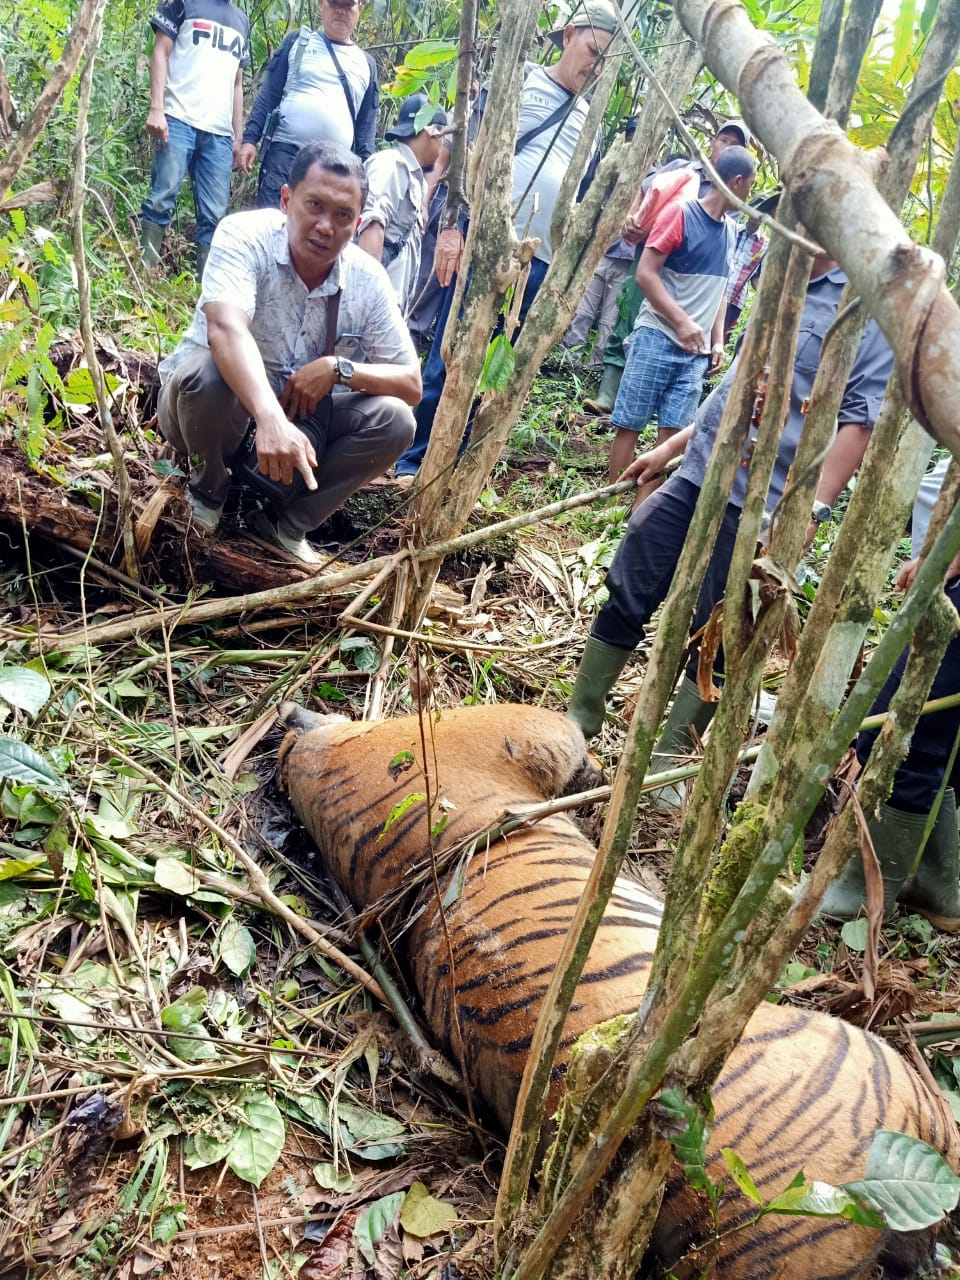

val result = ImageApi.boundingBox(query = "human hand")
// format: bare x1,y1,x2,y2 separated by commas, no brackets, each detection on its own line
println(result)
622,443,671,489
674,317,706,355
279,358,337,422
434,227,464,287
146,107,168,144
254,403,319,491
237,142,257,175
620,213,645,246
894,557,919,591
708,343,726,375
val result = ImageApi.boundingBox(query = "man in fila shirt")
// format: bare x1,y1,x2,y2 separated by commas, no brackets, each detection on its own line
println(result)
140,0,250,274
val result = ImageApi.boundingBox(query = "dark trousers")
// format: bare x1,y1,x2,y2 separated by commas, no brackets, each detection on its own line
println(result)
394,255,550,477
257,141,300,210
593,475,741,681
856,576,960,813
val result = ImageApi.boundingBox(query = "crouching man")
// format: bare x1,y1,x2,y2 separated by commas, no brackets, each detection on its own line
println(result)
157,140,421,565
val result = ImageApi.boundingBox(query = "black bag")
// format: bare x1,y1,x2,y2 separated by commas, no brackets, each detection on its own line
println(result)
233,397,333,510
232,291,340,511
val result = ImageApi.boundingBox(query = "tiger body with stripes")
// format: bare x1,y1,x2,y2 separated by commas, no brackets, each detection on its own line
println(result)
278,702,960,1280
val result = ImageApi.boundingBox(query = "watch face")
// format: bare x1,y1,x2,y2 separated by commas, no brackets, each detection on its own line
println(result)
339,358,355,382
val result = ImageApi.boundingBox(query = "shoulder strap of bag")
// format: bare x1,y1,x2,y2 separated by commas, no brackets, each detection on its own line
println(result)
515,95,575,156
280,27,312,101
324,289,340,356
321,32,358,127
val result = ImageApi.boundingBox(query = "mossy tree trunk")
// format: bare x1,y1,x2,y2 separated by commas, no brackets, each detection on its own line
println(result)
497,0,960,1275
399,6,702,630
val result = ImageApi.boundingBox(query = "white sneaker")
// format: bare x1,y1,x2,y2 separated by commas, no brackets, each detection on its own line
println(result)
189,491,223,534
251,510,323,566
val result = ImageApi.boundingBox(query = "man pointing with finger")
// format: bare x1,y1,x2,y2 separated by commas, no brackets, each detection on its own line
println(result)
158,141,421,565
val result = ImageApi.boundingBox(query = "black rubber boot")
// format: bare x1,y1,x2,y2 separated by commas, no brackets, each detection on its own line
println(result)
566,637,632,739
647,676,717,810
898,789,960,932
195,241,211,278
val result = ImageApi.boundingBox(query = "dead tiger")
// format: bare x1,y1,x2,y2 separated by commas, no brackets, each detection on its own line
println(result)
277,701,960,1280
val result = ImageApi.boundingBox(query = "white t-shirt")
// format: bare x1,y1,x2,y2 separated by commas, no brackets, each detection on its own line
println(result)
511,64,594,265
273,32,370,151
152,0,250,137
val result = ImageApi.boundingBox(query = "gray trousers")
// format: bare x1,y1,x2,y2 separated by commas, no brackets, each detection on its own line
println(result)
562,255,633,369
158,351,416,536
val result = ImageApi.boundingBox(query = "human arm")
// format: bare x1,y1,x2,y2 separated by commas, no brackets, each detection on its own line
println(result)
240,34,293,152
352,56,379,162
434,226,463,287
801,423,871,549
146,32,174,143
232,68,244,168
357,222,385,261
205,301,318,490
280,352,422,420
621,424,694,489
635,246,705,354
708,300,725,374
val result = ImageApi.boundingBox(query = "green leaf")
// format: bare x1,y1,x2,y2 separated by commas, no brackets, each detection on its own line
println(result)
216,918,256,977
313,1161,357,1192
154,857,201,897
380,791,425,836
354,1190,404,1265
227,1092,285,1187
111,679,150,699
477,334,516,393
0,851,46,879
658,1086,713,1190
840,917,869,952
843,1131,960,1231
338,1101,406,1159
403,39,458,69
0,735,66,794
0,666,50,715
400,1181,457,1237
722,1148,762,1204
766,1178,885,1228
184,1131,234,1169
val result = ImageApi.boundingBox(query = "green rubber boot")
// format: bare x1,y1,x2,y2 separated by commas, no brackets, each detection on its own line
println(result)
898,789,960,932
583,362,623,416
195,241,211,278
566,637,632,739
141,220,165,268
647,676,717,810
818,802,929,921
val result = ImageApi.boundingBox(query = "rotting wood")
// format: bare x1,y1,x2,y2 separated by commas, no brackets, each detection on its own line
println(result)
16,478,633,650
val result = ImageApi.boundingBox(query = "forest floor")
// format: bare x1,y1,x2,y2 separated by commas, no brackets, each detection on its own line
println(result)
0,344,958,1280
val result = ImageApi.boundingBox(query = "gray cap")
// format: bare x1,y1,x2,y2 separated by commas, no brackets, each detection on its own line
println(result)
717,117,752,148
548,0,621,49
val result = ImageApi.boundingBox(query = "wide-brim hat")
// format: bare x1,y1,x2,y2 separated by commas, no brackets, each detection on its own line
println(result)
385,92,449,142
547,0,621,49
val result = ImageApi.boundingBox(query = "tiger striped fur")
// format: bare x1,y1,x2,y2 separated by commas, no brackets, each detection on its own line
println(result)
277,701,960,1280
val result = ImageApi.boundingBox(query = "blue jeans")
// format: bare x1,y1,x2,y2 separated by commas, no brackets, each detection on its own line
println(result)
395,255,550,477
141,115,233,247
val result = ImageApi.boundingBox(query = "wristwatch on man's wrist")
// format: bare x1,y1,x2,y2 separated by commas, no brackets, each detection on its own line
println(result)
334,356,355,387
811,500,832,526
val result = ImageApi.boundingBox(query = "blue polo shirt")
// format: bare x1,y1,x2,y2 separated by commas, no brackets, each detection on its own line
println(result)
677,267,893,511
